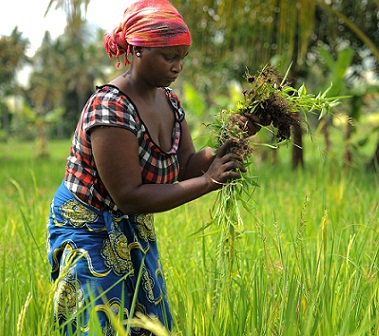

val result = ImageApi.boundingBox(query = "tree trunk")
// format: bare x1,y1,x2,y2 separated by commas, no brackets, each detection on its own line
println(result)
343,120,353,165
367,139,379,172
1,105,10,138
36,122,50,158
292,124,304,169
321,119,332,152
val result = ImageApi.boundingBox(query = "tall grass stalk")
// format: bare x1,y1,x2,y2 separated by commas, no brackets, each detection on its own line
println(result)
1,140,379,335
199,64,350,334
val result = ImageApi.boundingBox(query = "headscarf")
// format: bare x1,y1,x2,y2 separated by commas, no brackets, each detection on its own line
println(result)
104,0,191,67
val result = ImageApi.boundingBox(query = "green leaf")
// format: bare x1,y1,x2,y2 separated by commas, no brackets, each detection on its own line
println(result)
281,62,292,86
298,84,306,97
183,82,206,117
45,107,65,123
319,107,327,120
22,103,37,122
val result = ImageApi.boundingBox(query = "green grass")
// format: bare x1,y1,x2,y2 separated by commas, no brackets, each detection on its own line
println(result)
1,137,378,335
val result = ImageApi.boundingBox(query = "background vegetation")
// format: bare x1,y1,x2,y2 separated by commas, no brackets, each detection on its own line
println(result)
1,136,378,335
0,0,378,167
0,0,378,335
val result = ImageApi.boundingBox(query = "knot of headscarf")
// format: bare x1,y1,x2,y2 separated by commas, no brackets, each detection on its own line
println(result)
104,0,191,67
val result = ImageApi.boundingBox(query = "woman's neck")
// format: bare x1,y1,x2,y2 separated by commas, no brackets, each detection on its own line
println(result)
110,71,158,101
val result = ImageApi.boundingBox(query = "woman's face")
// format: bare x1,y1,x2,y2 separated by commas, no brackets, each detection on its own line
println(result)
135,45,189,87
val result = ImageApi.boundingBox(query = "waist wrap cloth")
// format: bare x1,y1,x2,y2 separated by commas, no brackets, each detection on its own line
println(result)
47,181,171,335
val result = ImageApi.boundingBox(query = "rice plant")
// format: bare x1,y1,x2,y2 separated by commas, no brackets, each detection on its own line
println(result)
1,128,379,335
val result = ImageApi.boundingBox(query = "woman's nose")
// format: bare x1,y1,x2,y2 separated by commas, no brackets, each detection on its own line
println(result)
172,59,184,73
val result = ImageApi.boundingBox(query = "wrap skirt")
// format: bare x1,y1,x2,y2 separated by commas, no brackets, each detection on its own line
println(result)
47,181,172,335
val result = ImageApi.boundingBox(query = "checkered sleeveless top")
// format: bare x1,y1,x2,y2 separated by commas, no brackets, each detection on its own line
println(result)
64,85,185,212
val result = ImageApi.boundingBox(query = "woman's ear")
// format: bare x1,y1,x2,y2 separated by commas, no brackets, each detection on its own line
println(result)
134,46,142,57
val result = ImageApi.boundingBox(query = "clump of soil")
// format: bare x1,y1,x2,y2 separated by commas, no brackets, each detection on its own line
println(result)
219,117,254,161
218,65,303,162
241,65,302,142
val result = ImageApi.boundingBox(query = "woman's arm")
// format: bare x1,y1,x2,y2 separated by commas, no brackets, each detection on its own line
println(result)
90,126,245,215
177,114,266,181
177,119,215,181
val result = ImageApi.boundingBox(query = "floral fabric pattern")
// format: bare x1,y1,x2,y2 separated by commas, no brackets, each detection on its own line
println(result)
135,214,156,242
47,182,172,335
101,221,134,276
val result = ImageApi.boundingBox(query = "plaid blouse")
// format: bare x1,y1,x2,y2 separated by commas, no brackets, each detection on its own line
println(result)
64,85,185,212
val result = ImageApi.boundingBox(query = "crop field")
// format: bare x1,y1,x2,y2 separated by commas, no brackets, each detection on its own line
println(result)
1,136,378,335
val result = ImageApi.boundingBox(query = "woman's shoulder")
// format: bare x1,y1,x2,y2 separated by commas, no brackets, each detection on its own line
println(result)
93,84,132,104
85,84,137,115
82,85,139,133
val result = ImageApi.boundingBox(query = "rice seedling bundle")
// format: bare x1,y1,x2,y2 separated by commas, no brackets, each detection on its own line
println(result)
208,64,342,277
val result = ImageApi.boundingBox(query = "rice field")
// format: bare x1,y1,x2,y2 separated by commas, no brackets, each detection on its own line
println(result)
1,136,378,335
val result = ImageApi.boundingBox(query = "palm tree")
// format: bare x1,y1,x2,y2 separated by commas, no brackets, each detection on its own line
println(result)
172,0,378,168
46,0,379,168
58,25,110,136
25,0,111,156
27,32,66,156
46,0,90,34
42,0,110,137
0,28,29,137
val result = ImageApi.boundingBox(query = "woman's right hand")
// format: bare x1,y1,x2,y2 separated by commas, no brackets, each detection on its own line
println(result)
204,139,247,191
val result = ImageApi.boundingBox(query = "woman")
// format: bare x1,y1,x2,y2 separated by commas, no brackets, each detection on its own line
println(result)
47,0,264,335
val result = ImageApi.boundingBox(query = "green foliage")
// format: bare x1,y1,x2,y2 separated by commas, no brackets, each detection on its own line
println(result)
0,28,29,91
317,1,379,67
183,82,206,118
317,46,354,97
211,65,342,158
162,152,379,335
193,63,357,335
23,102,65,125
1,139,378,335
26,26,110,140
173,0,318,72
0,1,378,331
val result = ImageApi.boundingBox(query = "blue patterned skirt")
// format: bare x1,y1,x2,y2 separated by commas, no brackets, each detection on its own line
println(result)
47,181,172,335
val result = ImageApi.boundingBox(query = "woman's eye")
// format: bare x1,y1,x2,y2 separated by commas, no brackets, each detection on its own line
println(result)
163,52,188,62
165,55,177,62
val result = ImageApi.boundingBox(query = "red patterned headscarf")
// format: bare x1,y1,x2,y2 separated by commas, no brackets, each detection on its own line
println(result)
104,0,191,67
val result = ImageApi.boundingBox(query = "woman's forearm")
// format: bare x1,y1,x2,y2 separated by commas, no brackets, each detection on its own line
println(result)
115,174,213,215
179,147,215,180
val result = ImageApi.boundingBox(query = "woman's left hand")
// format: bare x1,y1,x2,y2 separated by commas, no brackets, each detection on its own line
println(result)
230,113,272,137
